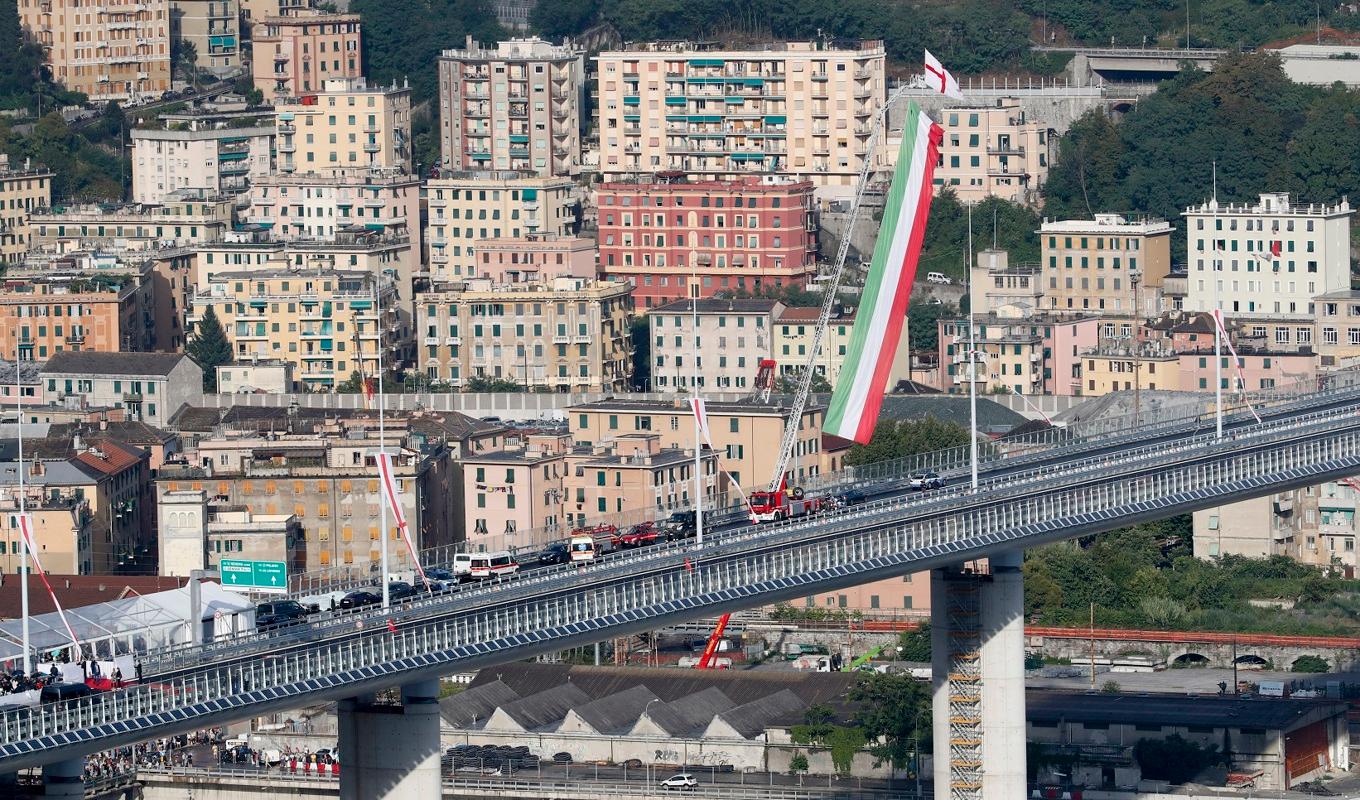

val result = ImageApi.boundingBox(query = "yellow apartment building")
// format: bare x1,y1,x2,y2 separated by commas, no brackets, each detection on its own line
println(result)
0,156,53,265
1040,214,1174,316
251,12,362,103
276,77,412,174
188,267,400,392
414,276,633,392
424,172,576,283
562,433,720,529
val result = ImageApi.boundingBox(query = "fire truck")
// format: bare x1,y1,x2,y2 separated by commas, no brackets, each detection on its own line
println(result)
748,479,828,523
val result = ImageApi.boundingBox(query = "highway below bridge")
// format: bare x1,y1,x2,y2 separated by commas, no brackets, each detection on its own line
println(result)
8,380,1360,799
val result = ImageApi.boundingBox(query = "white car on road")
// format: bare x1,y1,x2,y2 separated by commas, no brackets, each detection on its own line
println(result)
660,773,698,790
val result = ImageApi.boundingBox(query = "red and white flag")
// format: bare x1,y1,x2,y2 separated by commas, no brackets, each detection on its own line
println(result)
689,397,713,448
19,514,83,653
375,452,431,591
1211,309,1262,423
362,377,376,410
923,50,965,100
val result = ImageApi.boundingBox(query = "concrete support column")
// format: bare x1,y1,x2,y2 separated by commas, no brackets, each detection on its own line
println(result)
42,757,84,797
931,552,1026,800
338,679,441,800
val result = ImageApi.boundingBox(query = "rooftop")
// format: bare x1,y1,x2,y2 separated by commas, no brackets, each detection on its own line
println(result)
441,35,583,61
1028,689,1346,731
1183,192,1352,217
42,351,195,378
569,396,823,417
652,298,783,315
1039,213,1173,234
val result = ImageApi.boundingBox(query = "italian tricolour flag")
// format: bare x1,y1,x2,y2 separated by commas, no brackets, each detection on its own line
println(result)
825,102,943,444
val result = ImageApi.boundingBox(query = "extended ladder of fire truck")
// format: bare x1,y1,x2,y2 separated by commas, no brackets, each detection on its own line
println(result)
693,92,903,669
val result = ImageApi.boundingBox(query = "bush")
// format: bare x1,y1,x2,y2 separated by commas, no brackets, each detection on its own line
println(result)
788,753,809,774
1292,655,1331,673
1100,680,1122,694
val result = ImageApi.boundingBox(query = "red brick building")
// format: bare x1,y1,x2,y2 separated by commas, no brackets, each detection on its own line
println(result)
595,176,818,309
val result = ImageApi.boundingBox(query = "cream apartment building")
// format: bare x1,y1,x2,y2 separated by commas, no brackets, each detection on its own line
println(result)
469,234,595,282
595,40,886,197
251,12,362,103
1184,192,1352,316
1040,214,1174,316
925,101,1052,205
1194,480,1359,572
276,77,412,174
189,267,400,391
414,276,633,392
563,433,721,529
171,0,240,76
131,124,274,203
424,173,576,283
437,36,584,177
18,0,171,101
461,431,571,548
30,196,234,252
772,306,910,389
1315,290,1360,369
649,298,782,393
0,156,53,265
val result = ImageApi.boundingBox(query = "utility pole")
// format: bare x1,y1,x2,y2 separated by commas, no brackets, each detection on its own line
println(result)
1089,601,1096,690
1131,268,1141,427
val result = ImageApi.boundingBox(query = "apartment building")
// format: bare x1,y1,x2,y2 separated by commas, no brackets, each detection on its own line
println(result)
415,277,633,392
648,299,782,393
238,0,306,24
595,177,818,309
171,0,240,76
1184,192,1352,316
928,102,1053,205
1040,214,1174,316
157,424,457,573
1315,290,1360,369
461,431,571,547
276,77,412,174
0,487,94,575
594,40,886,195
468,234,595,283
0,273,151,360
771,306,910,389
40,352,201,427
968,249,1042,318
131,123,274,203
938,315,1048,395
563,434,720,529
251,12,362,103
30,197,234,252
1194,479,1360,571
424,172,576,283
0,156,53,265
437,36,584,177
188,267,400,392
18,0,171,102
568,397,826,490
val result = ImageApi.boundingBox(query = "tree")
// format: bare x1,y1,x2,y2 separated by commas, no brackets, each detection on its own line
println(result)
337,371,365,393
172,38,199,84
1291,654,1330,673
844,417,971,467
776,370,832,394
465,375,526,392
630,317,650,390
907,301,955,352
897,622,931,662
187,306,232,391
848,672,930,768
1041,110,1127,221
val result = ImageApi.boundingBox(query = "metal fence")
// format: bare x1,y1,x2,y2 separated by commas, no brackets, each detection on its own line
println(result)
3,399,1359,770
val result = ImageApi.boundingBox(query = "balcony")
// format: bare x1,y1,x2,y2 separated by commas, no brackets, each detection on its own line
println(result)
279,122,295,134
987,145,1026,156
423,336,440,346
122,392,143,402
363,142,380,153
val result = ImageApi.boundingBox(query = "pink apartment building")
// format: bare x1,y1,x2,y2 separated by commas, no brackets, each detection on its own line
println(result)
595,176,817,309
251,12,362,103
470,234,596,283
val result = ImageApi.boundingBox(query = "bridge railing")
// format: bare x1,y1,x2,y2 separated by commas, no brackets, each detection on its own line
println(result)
4,399,1360,764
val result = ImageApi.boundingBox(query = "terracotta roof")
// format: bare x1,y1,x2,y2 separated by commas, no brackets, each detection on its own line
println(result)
0,574,188,619
74,440,145,475
775,307,823,322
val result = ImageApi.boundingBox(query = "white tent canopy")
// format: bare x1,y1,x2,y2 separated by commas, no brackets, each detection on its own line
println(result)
0,582,254,667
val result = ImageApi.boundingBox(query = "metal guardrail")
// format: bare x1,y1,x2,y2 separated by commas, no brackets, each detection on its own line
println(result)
282,370,1360,598
3,400,1360,770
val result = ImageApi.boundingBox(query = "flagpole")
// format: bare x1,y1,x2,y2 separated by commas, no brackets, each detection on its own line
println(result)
690,272,704,547
17,359,30,675
1212,163,1222,440
967,203,979,490
375,277,390,609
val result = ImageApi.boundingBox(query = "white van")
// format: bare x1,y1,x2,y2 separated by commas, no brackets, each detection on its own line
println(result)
468,551,518,579
926,272,951,285
452,553,473,579
569,535,596,563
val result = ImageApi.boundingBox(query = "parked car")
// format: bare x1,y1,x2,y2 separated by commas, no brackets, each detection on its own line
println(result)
660,510,697,540
660,773,698,790
617,522,659,548
908,471,945,490
338,590,381,610
837,489,867,507
256,599,312,629
387,582,418,602
538,542,570,565
41,682,94,704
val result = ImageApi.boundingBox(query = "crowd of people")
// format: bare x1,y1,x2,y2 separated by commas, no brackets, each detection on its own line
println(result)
82,731,218,781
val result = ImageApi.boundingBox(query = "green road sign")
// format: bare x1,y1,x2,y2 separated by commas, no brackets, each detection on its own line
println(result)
219,558,287,594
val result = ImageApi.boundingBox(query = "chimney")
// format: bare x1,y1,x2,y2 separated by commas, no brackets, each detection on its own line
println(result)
99,418,108,431
30,461,43,477
73,433,83,452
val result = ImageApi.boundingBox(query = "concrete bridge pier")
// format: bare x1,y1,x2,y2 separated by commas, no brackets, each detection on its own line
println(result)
931,550,1026,800
42,756,84,797
338,679,441,800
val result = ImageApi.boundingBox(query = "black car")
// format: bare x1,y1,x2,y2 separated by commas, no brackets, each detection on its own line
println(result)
388,581,418,602
256,599,311,629
538,542,570,565
338,590,381,610
661,510,697,540
839,489,867,506
41,682,93,704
